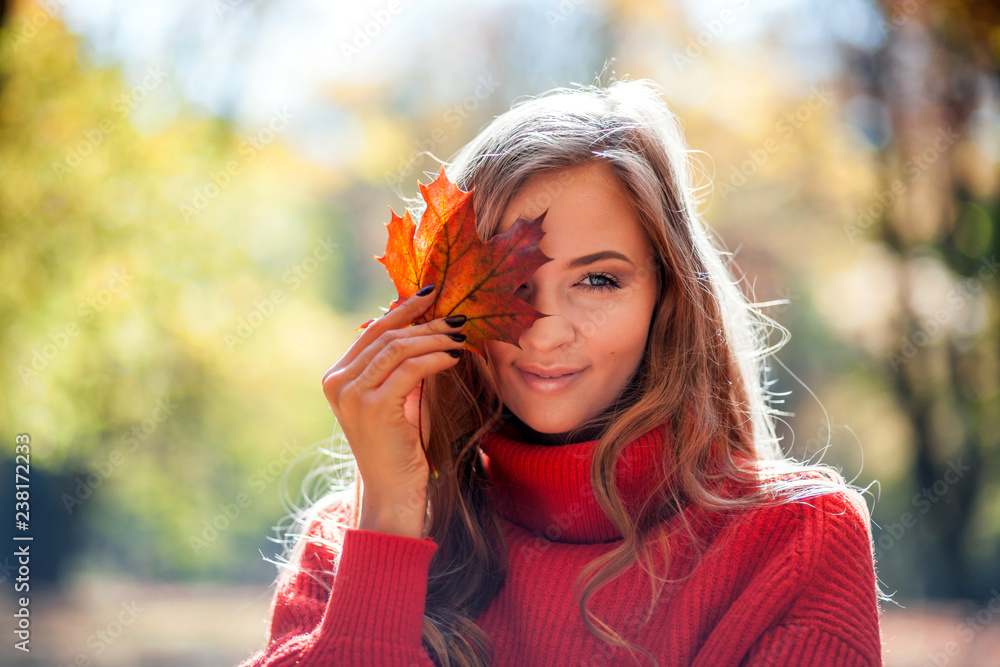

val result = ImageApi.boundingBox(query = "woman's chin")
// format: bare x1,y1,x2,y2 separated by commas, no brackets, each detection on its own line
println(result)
510,411,581,436
534,420,583,435
499,405,605,445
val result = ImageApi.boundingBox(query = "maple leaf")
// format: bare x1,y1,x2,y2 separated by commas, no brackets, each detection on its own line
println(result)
361,166,551,355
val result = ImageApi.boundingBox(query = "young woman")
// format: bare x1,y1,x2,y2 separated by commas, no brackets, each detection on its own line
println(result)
240,79,883,666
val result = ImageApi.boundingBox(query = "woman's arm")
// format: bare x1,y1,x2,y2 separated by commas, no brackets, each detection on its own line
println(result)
740,490,884,666
242,287,466,665
239,506,439,666
741,622,879,666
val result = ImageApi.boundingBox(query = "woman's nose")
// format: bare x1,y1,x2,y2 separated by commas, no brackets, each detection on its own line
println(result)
515,280,577,351
520,290,576,352
519,311,576,353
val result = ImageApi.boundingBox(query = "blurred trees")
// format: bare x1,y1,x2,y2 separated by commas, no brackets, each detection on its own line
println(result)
0,5,372,579
603,0,1000,602
837,0,1000,600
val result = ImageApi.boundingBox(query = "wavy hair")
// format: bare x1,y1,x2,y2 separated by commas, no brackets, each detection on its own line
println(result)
275,78,864,667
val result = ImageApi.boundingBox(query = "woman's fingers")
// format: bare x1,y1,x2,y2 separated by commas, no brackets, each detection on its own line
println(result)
323,326,464,411
370,349,463,409
323,314,467,414
345,317,466,390
326,285,438,380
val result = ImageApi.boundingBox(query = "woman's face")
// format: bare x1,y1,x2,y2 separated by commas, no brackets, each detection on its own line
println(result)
485,161,660,435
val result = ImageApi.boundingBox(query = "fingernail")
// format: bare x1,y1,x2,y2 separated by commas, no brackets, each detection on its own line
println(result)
445,349,461,358
446,333,466,342
416,284,435,297
444,314,466,327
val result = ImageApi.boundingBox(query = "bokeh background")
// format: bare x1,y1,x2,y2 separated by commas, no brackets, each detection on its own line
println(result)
1,0,998,664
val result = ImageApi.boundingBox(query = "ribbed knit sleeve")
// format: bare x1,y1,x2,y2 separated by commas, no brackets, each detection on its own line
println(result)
742,623,877,666
239,504,439,666
738,490,884,666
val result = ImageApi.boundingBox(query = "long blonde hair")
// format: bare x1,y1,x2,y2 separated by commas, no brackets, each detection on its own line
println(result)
278,78,860,666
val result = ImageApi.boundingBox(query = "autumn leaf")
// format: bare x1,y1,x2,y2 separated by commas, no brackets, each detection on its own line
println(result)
361,166,551,355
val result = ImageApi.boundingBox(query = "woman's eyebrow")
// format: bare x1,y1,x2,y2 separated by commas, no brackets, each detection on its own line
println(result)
566,250,634,268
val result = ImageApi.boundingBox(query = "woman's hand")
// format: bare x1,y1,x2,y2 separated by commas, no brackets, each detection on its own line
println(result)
322,285,467,539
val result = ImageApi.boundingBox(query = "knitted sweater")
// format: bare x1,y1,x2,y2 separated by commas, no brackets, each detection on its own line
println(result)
240,424,883,666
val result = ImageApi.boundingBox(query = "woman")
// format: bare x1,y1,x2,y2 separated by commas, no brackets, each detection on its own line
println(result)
241,79,883,666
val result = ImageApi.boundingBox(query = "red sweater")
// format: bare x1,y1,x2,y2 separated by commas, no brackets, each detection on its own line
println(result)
241,424,883,666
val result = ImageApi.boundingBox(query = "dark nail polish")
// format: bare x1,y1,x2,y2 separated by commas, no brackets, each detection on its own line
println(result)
416,284,435,297
445,349,461,358
446,333,466,342
444,314,467,327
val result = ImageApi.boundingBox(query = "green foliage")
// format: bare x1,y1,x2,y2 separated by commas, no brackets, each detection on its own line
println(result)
0,14,357,579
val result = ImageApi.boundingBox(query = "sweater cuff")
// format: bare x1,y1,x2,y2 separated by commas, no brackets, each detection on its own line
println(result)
318,528,438,647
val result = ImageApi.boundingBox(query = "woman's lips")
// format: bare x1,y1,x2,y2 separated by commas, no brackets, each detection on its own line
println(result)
515,366,586,393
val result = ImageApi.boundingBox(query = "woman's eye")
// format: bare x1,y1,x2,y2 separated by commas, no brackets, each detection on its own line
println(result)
578,272,621,291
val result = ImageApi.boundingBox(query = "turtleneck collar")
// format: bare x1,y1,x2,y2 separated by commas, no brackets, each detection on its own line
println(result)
478,422,672,544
